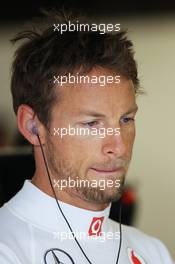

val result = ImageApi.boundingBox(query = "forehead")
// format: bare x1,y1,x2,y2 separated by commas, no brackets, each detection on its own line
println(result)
53,68,136,116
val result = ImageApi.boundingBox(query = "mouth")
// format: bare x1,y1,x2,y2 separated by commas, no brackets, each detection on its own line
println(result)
90,167,123,175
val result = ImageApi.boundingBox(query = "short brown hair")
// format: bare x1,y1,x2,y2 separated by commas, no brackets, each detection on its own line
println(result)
11,10,140,128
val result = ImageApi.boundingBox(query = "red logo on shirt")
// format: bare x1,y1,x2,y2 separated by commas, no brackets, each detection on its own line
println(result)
127,248,146,264
88,217,104,236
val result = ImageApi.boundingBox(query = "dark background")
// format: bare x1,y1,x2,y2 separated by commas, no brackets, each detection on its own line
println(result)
0,0,175,24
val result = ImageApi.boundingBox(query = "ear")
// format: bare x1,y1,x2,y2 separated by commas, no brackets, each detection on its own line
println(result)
17,104,46,145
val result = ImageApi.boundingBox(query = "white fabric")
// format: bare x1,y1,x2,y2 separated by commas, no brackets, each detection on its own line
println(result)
0,180,173,264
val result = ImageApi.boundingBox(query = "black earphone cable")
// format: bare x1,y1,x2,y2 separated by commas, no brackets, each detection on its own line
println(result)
116,203,122,263
36,133,122,264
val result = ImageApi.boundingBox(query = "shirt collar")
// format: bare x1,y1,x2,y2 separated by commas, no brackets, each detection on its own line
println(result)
7,180,111,235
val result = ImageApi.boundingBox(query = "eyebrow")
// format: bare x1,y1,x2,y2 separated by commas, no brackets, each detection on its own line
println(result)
123,105,138,115
78,105,138,118
79,110,106,118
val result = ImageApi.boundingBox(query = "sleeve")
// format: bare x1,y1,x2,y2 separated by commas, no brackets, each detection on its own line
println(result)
0,243,22,264
153,238,174,264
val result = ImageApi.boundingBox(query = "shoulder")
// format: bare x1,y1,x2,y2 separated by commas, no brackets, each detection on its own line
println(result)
0,203,31,263
108,218,174,263
0,203,29,245
0,243,22,264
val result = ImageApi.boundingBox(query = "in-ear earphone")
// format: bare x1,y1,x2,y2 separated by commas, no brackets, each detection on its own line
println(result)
31,124,38,136
27,120,38,136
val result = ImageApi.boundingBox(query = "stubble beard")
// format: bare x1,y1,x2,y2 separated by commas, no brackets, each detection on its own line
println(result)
45,138,128,204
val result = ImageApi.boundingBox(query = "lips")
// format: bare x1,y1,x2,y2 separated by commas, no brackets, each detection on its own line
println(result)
91,167,123,173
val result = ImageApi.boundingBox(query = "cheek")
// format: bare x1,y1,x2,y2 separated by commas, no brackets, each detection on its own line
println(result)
122,125,136,150
53,135,101,165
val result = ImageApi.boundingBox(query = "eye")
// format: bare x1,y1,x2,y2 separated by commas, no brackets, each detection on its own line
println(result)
121,117,135,124
82,120,99,127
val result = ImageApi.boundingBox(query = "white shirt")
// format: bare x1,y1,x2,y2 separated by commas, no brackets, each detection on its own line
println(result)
0,180,173,264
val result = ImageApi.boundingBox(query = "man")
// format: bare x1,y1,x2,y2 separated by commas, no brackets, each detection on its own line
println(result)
0,11,173,264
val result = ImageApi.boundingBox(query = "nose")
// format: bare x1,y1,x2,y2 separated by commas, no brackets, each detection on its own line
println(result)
102,132,126,158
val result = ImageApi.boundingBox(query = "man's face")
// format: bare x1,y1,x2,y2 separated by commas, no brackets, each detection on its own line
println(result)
44,68,138,204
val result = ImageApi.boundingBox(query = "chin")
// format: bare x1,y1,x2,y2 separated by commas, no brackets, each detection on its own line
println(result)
79,187,123,204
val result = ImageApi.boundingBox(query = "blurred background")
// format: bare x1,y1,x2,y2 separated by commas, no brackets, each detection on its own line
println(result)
0,0,175,260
